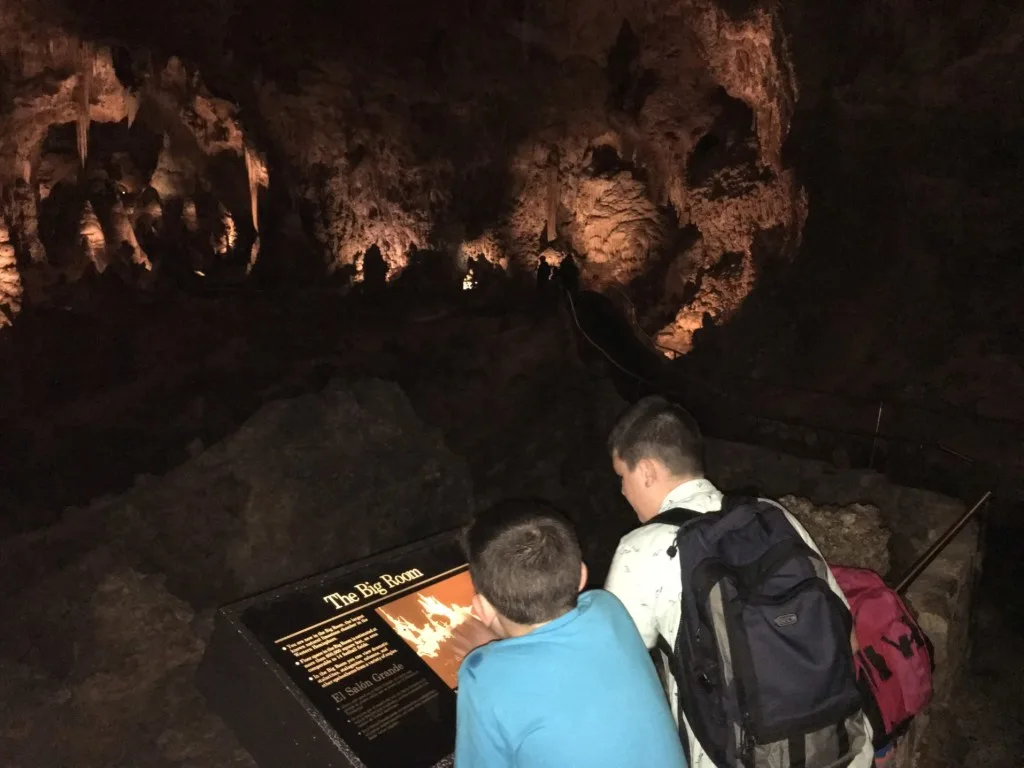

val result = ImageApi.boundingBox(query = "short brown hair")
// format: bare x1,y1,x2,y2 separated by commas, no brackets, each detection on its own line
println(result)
607,395,704,477
464,499,582,625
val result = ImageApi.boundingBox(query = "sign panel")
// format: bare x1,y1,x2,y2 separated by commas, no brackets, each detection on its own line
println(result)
198,531,473,768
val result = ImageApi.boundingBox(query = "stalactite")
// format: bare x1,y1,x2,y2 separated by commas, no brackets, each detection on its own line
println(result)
79,200,108,272
77,44,93,168
125,91,139,128
0,212,23,328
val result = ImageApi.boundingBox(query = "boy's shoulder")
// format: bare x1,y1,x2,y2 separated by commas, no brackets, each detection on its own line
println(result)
458,592,623,685
615,519,680,556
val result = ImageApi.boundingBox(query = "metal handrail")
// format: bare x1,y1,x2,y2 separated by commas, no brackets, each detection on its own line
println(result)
562,288,1014,477
895,491,992,594
605,283,1024,432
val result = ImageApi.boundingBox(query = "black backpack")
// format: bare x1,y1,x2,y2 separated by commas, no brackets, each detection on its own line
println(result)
649,497,868,768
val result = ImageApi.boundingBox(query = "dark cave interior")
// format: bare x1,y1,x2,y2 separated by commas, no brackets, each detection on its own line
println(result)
1,0,1022,765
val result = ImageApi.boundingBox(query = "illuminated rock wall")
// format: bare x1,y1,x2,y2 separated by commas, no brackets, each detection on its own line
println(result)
0,0,268,302
0,0,808,333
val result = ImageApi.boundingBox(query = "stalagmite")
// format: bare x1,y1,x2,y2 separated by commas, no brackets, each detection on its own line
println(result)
77,44,93,168
133,188,163,240
79,201,108,272
181,199,199,233
0,213,23,328
149,133,187,201
243,142,266,233
212,202,236,255
247,236,260,275
107,199,152,270
243,141,268,274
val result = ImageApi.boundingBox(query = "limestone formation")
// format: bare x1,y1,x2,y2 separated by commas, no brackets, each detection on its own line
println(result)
211,203,236,256
247,236,261,275
149,134,195,202
78,200,108,272
106,199,151,270
655,156,808,354
568,172,665,287
688,2,798,171
36,153,80,202
181,198,199,233
243,142,268,232
0,216,23,327
8,178,46,265
76,44,93,167
132,188,163,242
0,0,811,321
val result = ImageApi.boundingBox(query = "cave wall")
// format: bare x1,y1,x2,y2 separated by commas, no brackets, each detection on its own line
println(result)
0,0,269,316
0,0,814,351
681,0,1024,417
3,0,1020,403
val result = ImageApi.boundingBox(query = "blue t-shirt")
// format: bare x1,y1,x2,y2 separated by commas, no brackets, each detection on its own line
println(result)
455,589,687,768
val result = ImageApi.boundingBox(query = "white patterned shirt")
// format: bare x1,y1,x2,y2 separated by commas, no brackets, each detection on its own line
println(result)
604,479,874,768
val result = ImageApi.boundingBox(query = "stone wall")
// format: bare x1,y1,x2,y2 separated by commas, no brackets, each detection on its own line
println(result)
705,438,982,766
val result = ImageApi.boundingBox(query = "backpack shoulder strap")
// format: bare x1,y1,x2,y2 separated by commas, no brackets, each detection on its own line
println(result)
643,507,703,528
646,494,766,525
719,494,765,513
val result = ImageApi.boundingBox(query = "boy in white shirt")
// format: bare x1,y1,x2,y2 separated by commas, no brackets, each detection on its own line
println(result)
604,395,874,768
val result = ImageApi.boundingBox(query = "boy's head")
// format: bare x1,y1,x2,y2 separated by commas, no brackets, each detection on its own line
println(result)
464,499,587,637
607,395,704,522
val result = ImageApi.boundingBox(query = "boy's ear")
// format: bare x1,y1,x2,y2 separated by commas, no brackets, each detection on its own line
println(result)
578,562,588,593
472,593,497,627
638,457,658,487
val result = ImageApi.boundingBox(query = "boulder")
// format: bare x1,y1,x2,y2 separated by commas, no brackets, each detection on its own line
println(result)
118,378,473,606
780,494,891,576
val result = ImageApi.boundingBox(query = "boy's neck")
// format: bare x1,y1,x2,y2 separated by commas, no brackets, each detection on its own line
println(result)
498,606,573,638
657,474,703,506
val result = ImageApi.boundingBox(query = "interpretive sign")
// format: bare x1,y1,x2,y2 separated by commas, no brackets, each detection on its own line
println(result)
197,530,473,768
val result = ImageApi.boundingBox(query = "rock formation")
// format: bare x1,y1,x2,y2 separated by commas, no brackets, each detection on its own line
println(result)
118,379,474,604
107,197,151,269
78,200,107,271
0,0,1019,418
0,0,813,340
0,0,269,301
781,495,891,575
0,215,23,326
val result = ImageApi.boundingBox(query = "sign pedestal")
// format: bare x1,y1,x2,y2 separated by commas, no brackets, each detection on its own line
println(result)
198,530,471,768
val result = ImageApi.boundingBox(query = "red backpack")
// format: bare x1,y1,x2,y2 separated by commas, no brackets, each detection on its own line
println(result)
832,566,935,748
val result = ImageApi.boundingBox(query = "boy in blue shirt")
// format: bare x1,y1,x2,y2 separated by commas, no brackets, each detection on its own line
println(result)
454,499,687,768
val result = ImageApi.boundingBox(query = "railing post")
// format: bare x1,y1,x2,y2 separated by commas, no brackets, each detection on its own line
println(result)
868,400,884,469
